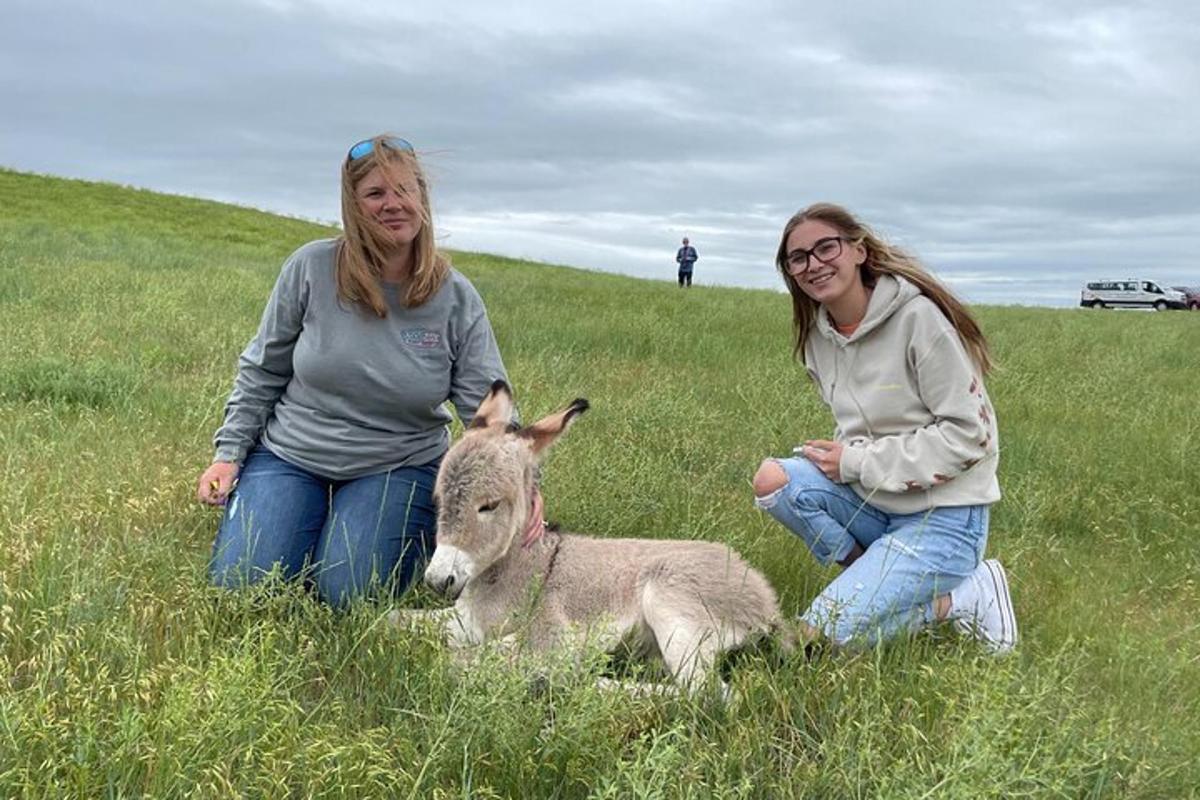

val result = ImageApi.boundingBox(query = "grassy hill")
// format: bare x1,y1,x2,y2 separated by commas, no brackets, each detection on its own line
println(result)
1,168,1198,797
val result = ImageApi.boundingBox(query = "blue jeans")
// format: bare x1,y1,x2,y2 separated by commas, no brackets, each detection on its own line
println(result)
209,446,439,608
755,457,988,646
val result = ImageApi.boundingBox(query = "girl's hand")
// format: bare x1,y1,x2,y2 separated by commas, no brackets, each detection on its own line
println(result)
197,461,240,506
799,439,844,482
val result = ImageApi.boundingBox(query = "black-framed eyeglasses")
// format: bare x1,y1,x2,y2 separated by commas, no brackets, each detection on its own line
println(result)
784,236,849,274
347,137,414,162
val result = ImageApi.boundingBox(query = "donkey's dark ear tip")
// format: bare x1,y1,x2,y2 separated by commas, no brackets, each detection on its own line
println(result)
490,379,511,395
571,398,589,413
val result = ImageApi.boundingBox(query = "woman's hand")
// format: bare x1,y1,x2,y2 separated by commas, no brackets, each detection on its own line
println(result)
197,461,240,506
799,439,844,482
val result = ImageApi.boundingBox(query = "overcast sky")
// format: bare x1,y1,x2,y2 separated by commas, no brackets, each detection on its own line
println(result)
3,0,1199,305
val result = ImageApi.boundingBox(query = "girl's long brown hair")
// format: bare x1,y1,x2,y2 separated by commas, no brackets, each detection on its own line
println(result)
337,135,449,315
774,202,993,375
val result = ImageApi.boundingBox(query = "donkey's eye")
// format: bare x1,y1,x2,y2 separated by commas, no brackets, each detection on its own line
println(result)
478,501,501,513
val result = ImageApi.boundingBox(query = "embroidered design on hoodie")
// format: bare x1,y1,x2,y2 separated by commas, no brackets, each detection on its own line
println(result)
901,374,994,493
969,375,995,454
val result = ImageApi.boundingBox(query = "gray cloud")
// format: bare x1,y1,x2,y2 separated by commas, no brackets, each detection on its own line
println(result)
3,0,1199,304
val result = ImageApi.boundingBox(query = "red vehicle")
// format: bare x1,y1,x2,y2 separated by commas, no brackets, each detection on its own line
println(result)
1171,286,1200,310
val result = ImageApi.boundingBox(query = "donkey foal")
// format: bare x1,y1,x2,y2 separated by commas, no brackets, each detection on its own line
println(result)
391,380,788,697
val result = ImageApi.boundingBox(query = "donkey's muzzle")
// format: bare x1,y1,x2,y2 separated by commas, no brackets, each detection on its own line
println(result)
426,571,459,598
424,544,473,600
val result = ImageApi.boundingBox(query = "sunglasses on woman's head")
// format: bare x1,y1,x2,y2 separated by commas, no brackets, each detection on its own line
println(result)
347,137,414,161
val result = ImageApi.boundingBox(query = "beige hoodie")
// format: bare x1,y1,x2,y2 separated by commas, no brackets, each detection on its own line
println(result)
804,274,1000,514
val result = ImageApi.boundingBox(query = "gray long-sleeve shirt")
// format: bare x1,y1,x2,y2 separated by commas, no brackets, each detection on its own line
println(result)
213,238,509,479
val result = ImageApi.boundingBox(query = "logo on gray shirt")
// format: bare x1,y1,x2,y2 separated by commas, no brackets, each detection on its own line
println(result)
400,328,443,349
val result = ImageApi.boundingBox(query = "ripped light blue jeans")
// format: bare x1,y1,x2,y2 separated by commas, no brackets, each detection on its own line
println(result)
755,457,988,646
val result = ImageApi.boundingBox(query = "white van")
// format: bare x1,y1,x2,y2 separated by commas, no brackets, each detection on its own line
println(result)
1079,280,1187,310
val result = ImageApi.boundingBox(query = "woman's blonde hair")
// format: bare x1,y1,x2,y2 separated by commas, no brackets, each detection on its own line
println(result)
774,202,993,374
337,135,450,315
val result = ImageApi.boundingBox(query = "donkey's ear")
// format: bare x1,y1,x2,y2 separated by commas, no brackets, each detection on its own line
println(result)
517,398,589,455
466,379,516,433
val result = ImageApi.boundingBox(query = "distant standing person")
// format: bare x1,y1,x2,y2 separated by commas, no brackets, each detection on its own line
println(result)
676,237,698,287
753,202,1016,653
195,134,510,608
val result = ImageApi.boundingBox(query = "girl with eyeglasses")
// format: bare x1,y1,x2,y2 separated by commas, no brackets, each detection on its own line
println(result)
196,135,510,608
753,203,1016,653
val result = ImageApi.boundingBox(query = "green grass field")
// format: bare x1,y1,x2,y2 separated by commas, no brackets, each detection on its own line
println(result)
1,167,1198,798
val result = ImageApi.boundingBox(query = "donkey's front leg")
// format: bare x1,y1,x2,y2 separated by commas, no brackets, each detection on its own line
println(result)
387,607,480,649
386,607,453,632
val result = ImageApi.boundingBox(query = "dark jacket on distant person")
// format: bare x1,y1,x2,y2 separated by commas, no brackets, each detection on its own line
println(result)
676,245,698,272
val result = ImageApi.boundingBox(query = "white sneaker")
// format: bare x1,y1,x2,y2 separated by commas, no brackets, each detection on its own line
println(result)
952,559,1018,654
